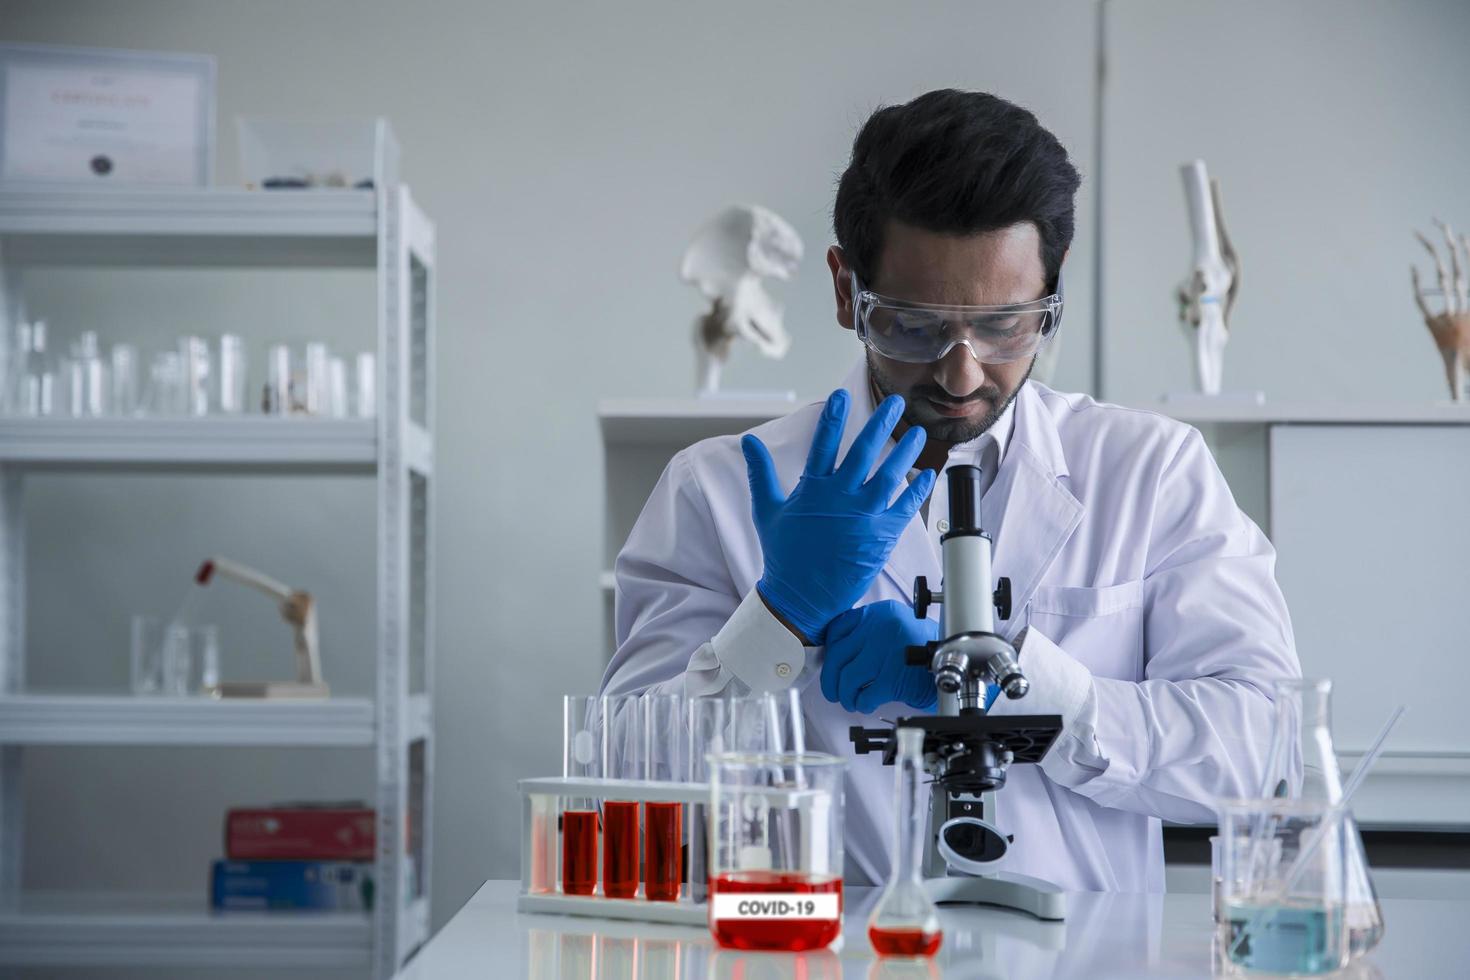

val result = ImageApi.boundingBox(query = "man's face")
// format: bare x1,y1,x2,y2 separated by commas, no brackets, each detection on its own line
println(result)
829,220,1049,445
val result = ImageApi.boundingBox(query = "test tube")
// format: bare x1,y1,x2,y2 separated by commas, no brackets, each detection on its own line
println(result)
218,334,247,414
179,336,210,416
111,344,138,416
601,693,643,899
355,352,377,418
561,695,603,896
264,344,292,415
642,693,684,902
327,356,349,418
685,696,729,903
304,342,330,415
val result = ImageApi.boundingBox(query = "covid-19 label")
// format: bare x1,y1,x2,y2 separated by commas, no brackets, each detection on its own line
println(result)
710,893,841,920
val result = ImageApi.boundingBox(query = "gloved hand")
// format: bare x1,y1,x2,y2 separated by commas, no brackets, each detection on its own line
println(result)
822,599,939,713
741,389,936,644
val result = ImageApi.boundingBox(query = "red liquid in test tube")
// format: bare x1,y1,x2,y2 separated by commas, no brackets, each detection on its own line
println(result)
602,800,640,898
868,925,943,957
644,801,682,901
560,809,598,896
709,871,843,951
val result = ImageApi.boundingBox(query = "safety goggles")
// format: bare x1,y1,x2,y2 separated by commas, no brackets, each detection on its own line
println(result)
851,270,1064,365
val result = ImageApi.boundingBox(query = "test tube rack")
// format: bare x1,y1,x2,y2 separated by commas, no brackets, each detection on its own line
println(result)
518,776,712,926
519,774,836,927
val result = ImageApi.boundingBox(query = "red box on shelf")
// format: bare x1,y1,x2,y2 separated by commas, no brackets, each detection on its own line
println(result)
226,805,376,861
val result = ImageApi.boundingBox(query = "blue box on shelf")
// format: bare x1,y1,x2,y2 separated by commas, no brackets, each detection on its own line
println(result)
210,859,375,911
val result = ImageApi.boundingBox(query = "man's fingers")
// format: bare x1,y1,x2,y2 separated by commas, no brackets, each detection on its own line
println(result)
836,394,905,485
803,390,849,477
820,635,854,703
741,434,784,519
868,425,927,503
837,642,878,712
888,467,938,523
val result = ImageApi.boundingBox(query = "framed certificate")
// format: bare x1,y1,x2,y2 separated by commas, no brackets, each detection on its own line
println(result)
0,43,215,187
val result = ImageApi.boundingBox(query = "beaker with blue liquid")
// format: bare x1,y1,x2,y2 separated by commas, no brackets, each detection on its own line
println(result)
1216,797,1350,976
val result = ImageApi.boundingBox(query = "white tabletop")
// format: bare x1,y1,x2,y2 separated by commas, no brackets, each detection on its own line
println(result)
399,874,1470,979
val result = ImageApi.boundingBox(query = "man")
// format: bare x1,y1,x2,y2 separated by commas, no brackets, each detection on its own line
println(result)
603,89,1299,891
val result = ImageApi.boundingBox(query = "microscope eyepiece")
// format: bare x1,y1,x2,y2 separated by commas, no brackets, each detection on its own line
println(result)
945,464,984,533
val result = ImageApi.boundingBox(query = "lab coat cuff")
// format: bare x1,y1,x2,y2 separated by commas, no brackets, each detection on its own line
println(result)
988,626,1093,732
708,588,815,694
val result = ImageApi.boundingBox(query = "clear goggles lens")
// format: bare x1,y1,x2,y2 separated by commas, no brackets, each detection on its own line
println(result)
852,273,1062,365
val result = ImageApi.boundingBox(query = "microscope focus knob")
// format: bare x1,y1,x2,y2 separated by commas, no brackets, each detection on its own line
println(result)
993,577,1013,620
914,576,937,619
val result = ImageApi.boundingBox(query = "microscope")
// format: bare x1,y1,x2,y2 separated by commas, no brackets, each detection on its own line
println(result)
850,464,1067,920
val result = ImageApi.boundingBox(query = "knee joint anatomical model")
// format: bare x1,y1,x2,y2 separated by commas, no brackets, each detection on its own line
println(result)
1411,220,1470,401
1176,160,1240,396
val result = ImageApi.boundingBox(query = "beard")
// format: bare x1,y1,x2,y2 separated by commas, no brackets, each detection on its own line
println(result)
867,351,1034,445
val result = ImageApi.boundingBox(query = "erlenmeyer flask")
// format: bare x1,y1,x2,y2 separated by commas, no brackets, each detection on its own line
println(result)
1262,678,1384,958
868,727,942,957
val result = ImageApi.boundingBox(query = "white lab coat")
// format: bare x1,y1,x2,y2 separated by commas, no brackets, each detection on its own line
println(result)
603,359,1300,891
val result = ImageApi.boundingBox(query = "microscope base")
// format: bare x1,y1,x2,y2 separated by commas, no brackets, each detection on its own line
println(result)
924,871,1067,921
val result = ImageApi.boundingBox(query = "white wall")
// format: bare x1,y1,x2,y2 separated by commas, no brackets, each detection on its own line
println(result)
0,0,1100,933
1101,0,1470,404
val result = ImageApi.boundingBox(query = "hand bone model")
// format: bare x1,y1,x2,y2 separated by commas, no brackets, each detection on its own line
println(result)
1411,219,1470,401
1176,160,1240,396
680,205,803,395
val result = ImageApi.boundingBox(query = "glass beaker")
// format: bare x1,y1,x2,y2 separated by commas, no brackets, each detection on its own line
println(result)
10,321,56,417
1261,678,1383,957
130,615,166,694
600,693,643,898
160,623,220,696
561,694,603,896
868,728,941,957
1217,797,1350,976
708,751,845,952
727,689,805,755
642,692,684,902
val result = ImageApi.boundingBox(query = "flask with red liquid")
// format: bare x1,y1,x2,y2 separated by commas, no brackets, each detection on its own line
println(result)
868,727,942,958
708,745,846,952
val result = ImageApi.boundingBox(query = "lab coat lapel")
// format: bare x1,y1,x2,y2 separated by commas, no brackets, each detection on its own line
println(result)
983,383,1082,638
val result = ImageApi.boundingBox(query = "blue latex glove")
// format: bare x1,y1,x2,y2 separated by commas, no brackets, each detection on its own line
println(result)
822,599,939,713
741,390,936,644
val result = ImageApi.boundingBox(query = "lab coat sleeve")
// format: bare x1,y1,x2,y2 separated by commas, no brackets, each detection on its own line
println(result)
601,448,820,701
995,428,1301,823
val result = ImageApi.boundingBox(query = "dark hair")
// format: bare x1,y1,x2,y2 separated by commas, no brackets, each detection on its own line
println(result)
833,89,1081,292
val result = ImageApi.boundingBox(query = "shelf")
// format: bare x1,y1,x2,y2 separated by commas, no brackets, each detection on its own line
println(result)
0,416,378,468
0,891,371,968
1142,398,1470,426
598,397,804,446
0,188,378,267
599,395,1470,445
0,695,376,746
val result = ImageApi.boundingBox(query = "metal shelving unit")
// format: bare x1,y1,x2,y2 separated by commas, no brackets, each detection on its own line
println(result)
0,180,436,978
